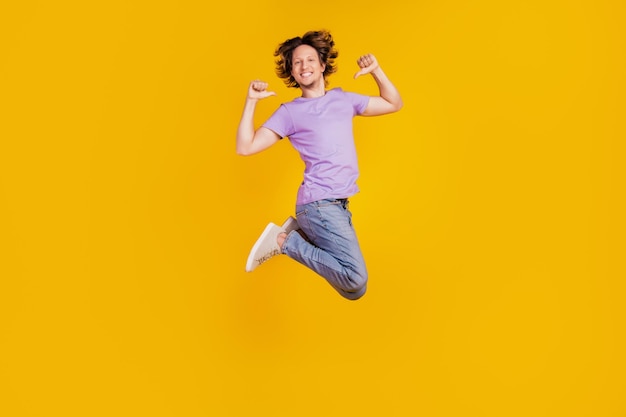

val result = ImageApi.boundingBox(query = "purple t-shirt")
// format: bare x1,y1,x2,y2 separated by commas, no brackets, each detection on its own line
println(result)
262,88,370,205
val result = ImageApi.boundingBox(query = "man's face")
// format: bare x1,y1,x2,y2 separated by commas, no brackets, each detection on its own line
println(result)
291,44,326,88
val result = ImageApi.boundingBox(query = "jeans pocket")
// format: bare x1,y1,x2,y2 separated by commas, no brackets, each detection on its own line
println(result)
296,208,317,242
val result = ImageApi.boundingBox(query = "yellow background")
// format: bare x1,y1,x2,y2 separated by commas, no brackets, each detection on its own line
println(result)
1,1,624,416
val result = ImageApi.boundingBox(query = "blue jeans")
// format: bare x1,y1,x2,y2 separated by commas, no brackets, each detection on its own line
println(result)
282,198,368,300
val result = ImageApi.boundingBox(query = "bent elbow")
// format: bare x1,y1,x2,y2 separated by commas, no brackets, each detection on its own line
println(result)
236,143,253,156
394,99,404,112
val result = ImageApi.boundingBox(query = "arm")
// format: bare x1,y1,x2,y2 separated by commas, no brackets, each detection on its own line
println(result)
354,54,403,116
236,80,281,156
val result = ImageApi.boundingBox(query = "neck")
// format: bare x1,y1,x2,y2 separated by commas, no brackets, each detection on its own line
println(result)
300,81,326,98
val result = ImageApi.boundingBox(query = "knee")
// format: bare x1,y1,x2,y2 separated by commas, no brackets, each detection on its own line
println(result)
341,283,367,301
348,270,368,290
341,271,368,300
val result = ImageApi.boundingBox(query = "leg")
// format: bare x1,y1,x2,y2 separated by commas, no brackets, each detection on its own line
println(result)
281,199,368,300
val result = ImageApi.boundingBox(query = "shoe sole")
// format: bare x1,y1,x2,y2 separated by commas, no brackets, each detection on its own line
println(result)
245,222,279,272
281,216,300,234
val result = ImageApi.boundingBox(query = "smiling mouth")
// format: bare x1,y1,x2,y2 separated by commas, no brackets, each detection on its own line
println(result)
301,72,313,78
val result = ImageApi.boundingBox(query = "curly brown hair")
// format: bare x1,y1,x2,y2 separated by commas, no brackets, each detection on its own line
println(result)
274,30,339,88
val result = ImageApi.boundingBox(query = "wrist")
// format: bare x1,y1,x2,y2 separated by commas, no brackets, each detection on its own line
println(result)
370,66,384,77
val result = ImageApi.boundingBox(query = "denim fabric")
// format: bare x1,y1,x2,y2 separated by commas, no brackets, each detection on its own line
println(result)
281,198,368,300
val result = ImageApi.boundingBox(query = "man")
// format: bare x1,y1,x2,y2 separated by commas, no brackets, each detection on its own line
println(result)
236,30,402,300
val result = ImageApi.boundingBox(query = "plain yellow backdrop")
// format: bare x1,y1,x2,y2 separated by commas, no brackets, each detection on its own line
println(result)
1,1,624,416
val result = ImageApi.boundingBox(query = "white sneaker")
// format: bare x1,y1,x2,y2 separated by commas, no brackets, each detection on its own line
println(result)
245,222,283,272
281,216,300,234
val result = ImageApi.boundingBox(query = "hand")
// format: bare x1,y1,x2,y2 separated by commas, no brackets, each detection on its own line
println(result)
354,54,380,79
248,80,276,100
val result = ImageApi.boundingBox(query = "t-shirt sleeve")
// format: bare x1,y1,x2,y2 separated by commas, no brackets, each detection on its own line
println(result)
344,91,370,116
261,104,293,139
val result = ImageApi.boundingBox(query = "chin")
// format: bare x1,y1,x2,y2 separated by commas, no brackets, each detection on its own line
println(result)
300,78,322,88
